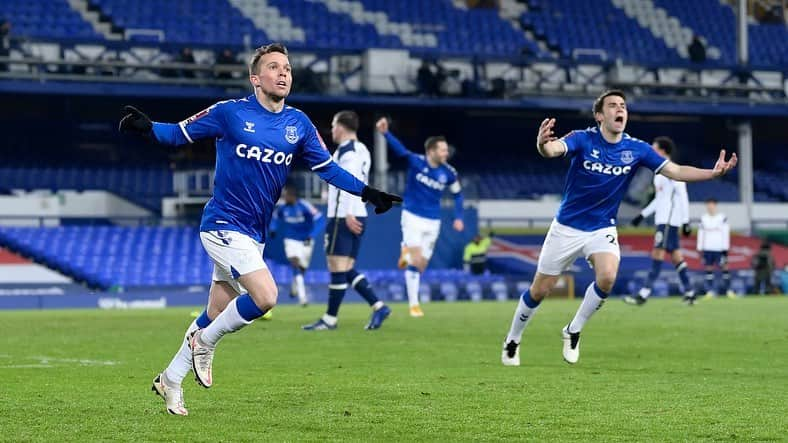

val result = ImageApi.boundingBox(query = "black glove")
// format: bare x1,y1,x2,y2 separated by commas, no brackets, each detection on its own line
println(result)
119,105,153,137
303,238,312,246
361,186,403,214
631,214,644,227
681,223,692,237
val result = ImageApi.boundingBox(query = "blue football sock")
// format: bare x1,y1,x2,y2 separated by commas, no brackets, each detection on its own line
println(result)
326,272,348,317
722,270,731,292
236,293,265,321
196,309,212,328
705,271,715,292
347,269,379,306
645,259,662,288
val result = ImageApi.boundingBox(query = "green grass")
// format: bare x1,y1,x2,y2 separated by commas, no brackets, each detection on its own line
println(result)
1,297,787,442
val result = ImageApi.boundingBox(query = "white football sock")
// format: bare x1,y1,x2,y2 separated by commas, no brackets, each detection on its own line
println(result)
568,283,607,334
371,300,384,311
200,298,253,347
505,295,540,344
163,319,199,386
295,273,306,304
405,269,420,307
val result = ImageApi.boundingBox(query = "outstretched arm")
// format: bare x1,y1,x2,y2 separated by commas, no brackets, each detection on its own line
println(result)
120,104,225,146
375,117,412,159
536,118,567,158
660,150,738,182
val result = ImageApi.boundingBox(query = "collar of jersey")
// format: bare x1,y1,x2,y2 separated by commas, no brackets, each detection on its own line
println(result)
248,94,286,115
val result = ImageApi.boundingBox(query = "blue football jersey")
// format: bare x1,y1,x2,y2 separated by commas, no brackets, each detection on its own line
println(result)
384,132,463,220
556,127,668,231
151,95,365,243
270,199,322,241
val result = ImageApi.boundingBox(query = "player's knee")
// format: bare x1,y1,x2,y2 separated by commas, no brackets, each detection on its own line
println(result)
248,286,278,311
596,274,616,293
530,281,555,299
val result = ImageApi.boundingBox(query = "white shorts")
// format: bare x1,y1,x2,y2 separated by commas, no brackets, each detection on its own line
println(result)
283,238,314,269
200,230,267,295
401,210,441,260
536,220,620,276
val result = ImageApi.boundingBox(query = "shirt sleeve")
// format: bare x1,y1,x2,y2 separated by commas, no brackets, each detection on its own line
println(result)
697,217,705,251
298,116,366,196
448,170,463,220
639,141,669,173
384,132,419,167
558,130,585,157
152,101,229,145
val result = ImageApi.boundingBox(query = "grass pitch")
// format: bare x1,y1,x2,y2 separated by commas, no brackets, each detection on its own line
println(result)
1,297,786,442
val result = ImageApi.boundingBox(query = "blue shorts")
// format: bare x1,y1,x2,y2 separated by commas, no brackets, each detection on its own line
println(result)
653,224,680,252
324,217,366,258
702,251,727,267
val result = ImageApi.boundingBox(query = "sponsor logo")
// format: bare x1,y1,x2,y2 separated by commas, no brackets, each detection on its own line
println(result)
416,172,446,191
243,122,256,133
582,160,632,176
591,149,600,159
236,144,294,166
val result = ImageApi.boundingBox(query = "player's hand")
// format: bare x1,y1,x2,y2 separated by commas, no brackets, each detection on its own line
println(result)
375,117,389,134
453,219,464,232
681,224,692,237
711,149,738,178
119,105,153,137
303,238,312,246
361,186,402,214
536,118,557,150
345,214,363,235
631,214,644,227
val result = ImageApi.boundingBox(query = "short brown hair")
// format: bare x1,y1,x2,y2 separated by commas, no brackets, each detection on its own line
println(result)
424,135,446,151
652,136,676,155
334,110,359,132
248,43,289,75
592,89,626,115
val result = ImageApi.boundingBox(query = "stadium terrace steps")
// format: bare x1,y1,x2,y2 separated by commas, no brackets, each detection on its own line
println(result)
227,0,306,43
610,0,722,61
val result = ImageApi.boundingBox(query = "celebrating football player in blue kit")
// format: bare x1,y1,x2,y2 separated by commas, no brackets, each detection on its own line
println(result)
119,43,401,415
375,117,464,318
500,90,737,367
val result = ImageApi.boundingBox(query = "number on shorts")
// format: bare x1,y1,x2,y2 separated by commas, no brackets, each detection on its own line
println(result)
605,234,617,245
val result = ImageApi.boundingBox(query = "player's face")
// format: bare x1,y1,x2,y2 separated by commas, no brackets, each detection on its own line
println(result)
330,115,343,144
705,201,717,214
597,96,627,134
251,51,292,101
427,141,449,164
284,190,296,204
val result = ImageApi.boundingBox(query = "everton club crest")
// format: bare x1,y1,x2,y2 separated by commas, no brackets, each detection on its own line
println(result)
285,126,299,144
620,150,634,164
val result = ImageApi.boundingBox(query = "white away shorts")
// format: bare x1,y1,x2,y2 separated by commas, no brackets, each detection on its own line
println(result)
283,238,314,269
200,230,267,294
536,220,620,276
401,210,441,260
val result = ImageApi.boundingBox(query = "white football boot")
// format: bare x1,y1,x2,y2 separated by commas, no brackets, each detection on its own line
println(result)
189,330,214,388
562,325,580,364
501,340,520,366
151,373,188,416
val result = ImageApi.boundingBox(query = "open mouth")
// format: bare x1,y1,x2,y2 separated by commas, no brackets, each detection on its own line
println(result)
276,81,287,87
614,116,624,123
